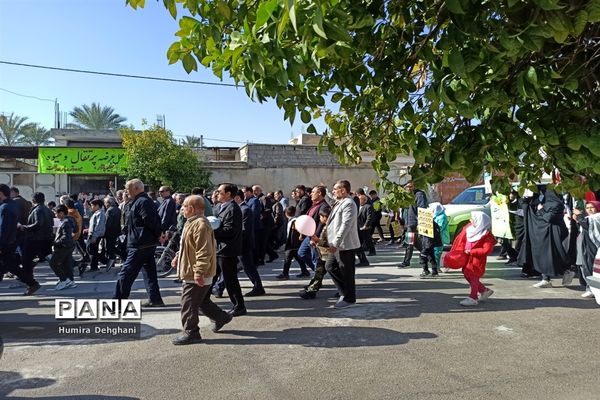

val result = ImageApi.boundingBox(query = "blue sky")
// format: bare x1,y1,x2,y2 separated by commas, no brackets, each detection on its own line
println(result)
0,0,318,147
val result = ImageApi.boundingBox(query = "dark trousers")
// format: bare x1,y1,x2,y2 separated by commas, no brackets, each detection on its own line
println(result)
254,228,267,263
181,282,230,337
20,240,51,285
282,249,309,275
371,220,385,241
49,246,74,281
77,234,89,261
306,259,327,293
419,246,437,272
113,246,163,304
104,234,118,260
0,246,36,286
359,229,375,255
218,255,245,311
325,249,356,303
87,239,101,269
240,248,263,290
387,220,396,241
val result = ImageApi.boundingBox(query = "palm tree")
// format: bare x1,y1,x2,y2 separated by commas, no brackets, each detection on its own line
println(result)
181,135,203,147
0,113,33,146
21,123,54,146
67,102,127,129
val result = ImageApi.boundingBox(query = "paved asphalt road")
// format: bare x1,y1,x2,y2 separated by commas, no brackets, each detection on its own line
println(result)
1,244,599,400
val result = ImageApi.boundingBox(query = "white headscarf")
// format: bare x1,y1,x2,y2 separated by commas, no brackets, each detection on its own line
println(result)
429,202,444,216
466,211,491,243
587,213,600,249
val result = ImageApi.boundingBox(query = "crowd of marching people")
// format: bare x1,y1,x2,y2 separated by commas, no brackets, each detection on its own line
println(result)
1,179,599,344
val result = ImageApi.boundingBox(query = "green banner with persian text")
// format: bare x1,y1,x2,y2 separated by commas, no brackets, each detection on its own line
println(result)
38,148,127,174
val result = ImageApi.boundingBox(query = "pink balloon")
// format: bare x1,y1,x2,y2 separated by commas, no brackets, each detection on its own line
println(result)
295,215,316,236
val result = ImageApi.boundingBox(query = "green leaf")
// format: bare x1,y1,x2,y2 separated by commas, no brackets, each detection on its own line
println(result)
307,123,317,134
163,0,177,19
216,1,232,20
182,53,197,73
331,92,344,103
573,10,588,35
448,50,466,77
301,110,311,123
287,0,297,32
256,0,277,27
526,66,538,86
312,6,328,39
586,0,600,23
445,0,465,14
533,0,564,10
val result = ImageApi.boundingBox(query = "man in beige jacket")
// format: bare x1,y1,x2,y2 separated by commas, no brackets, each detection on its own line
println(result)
172,195,232,345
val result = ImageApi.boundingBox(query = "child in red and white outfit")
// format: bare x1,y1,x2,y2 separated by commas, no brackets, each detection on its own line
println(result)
453,211,497,306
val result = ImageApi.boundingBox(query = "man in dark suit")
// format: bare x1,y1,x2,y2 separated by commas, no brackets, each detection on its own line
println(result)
113,179,165,307
234,190,265,296
357,194,375,266
214,183,246,316
1,184,40,295
19,192,54,287
157,185,177,233
294,185,312,216
398,181,428,268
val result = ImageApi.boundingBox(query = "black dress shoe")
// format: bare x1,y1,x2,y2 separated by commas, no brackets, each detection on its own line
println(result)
356,261,370,267
212,313,233,333
228,307,247,316
142,301,166,308
299,290,316,300
172,334,203,345
245,288,266,297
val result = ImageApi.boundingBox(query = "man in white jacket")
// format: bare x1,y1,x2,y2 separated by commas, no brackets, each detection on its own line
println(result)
325,180,361,308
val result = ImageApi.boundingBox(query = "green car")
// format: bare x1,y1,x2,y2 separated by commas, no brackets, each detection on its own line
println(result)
444,185,492,243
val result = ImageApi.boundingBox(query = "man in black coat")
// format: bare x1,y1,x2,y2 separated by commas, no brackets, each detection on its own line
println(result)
357,194,375,266
10,187,31,225
234,190,265,297
294,185,312,216
157,185,177,233
398,181,428,268
113,179,165,307
0,184,40,295
214,183,246,316
103,197,122,271
19,192,54,287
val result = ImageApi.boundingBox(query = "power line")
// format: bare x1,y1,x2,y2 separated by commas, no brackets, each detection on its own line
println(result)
0,87,55,102
0,60,239,88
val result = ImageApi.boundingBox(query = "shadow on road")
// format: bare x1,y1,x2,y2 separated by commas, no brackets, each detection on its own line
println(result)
209,326,437,348
0,371,140,399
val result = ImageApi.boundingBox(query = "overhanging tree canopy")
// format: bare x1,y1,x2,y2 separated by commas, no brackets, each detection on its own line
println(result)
128,0,600,203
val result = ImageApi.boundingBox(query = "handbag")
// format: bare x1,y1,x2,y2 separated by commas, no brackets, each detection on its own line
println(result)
443,250,469,269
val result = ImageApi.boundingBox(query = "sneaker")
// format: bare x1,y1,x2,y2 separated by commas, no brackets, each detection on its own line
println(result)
334,299,355,308
533,280,552,288
142,301,166,308
55,280,69,291
479,289,494,301
430,271,439,278
65,279,77,289
441,267,450,273
460,297,478,306
581,290,595,298
419,270,430,278
562,270,575,286
275,273,289,280
397,262,410,268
